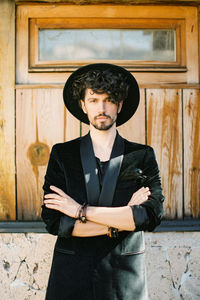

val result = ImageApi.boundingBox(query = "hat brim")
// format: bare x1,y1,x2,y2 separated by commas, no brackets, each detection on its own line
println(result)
63,63,140,127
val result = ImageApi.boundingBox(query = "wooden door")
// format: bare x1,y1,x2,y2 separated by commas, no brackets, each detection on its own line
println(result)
14,4,200,221
15,85,200,220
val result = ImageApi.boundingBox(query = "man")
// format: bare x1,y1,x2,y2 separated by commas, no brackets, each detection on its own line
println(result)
42,63,164,300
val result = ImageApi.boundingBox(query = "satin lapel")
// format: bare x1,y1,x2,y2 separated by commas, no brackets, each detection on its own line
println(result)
80,133,100,206
98,133,124,207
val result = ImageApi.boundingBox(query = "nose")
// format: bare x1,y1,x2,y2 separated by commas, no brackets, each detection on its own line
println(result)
97,101,106,113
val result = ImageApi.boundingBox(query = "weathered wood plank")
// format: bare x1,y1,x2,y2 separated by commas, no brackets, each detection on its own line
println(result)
81,122,89,136
185,4,199,83
146,89,183,219
118,88,145,143
199,6,200,83
15,0,200,5
16,88,65,220
15,83,200,89
183,89,200,218
64,109,80,141
0,0,16,220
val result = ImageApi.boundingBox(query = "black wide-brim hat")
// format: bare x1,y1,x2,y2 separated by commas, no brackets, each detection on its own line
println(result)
63,63,140,126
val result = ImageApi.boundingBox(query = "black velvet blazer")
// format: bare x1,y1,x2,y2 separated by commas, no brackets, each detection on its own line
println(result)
41,134,164,300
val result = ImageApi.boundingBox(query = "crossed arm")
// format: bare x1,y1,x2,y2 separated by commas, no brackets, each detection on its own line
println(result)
44,186,150,237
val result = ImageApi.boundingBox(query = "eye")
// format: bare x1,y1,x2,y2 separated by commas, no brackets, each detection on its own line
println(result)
107,98,116,104
88,98,97,103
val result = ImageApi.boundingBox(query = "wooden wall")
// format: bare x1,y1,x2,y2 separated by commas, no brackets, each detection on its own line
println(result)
15,0,200,5
0,0,199,222
0,0,16,220
183,89,200,218
15,88,79,220
15,86,200,220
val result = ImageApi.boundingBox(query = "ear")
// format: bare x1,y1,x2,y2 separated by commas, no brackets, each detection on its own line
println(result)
80,99,87,114
117,101,123,114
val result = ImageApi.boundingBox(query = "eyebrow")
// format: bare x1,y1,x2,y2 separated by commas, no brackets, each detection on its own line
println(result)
87,97,97,100
87,96,111,101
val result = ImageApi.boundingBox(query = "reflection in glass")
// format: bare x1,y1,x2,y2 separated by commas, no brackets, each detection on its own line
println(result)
39,29,176,61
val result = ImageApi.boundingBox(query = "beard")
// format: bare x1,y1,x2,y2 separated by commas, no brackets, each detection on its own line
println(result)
91,114,116,131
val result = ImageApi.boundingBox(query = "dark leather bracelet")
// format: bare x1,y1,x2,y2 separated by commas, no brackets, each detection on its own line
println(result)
78,203,88,223
107,227,119,238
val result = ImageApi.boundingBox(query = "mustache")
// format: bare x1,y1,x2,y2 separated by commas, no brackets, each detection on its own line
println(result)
95,113,111,119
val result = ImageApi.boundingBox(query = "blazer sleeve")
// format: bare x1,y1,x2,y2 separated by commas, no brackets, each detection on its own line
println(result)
131,146,164,231
41,145,76,238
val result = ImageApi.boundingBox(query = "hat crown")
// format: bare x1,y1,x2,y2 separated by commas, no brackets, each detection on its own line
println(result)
63,63,140,126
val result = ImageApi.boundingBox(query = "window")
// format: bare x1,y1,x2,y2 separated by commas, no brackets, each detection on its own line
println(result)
16,5,198,84
38,28,176,61
29,17,185,72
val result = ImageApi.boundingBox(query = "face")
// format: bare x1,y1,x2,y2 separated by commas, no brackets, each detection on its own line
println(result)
80,89,123,131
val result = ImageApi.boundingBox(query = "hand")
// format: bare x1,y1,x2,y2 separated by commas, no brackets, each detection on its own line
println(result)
128,187,151,206
44,186,81,218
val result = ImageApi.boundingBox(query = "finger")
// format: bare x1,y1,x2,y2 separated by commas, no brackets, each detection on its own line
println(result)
44,199,63,205
137,192,149,201
136,188,150,197
131,187,145,198
129,192,150,205
50,186,67,197
139,190,150,197
44,203,63,212
135,187,146,193
136,193,149,203
140,187,149,192
129,187,150,203
135,187,145,192
44,193,62,200
135,187,149,195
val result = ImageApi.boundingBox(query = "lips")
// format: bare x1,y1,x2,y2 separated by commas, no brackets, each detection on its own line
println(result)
96,116,108,120
95,115,110,121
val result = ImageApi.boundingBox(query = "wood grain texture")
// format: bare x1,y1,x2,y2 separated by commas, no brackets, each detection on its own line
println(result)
64,108,81,141
185,4,199,83
146,89,183,219
81,122,89,136
183,89,200,218
0,0,16,220
15,0,200,5
16,88,66,220
118,88,145,143
199,6,200,83
15,83,200,89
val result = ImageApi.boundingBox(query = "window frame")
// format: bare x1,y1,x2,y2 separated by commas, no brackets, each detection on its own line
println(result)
29,17,186,72
16,4,199,84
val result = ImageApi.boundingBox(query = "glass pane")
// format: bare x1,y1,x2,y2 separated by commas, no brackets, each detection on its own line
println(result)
39,29,176,62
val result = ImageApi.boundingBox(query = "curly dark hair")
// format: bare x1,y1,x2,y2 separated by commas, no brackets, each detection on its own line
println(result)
72,68,130,105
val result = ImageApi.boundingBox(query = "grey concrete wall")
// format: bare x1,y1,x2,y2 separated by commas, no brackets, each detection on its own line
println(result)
0,232,199,300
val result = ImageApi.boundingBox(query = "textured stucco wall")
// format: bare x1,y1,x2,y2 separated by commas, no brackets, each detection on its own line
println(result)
0,232,199,300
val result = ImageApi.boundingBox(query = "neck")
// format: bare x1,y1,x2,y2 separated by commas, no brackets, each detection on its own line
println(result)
89,124,117,161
